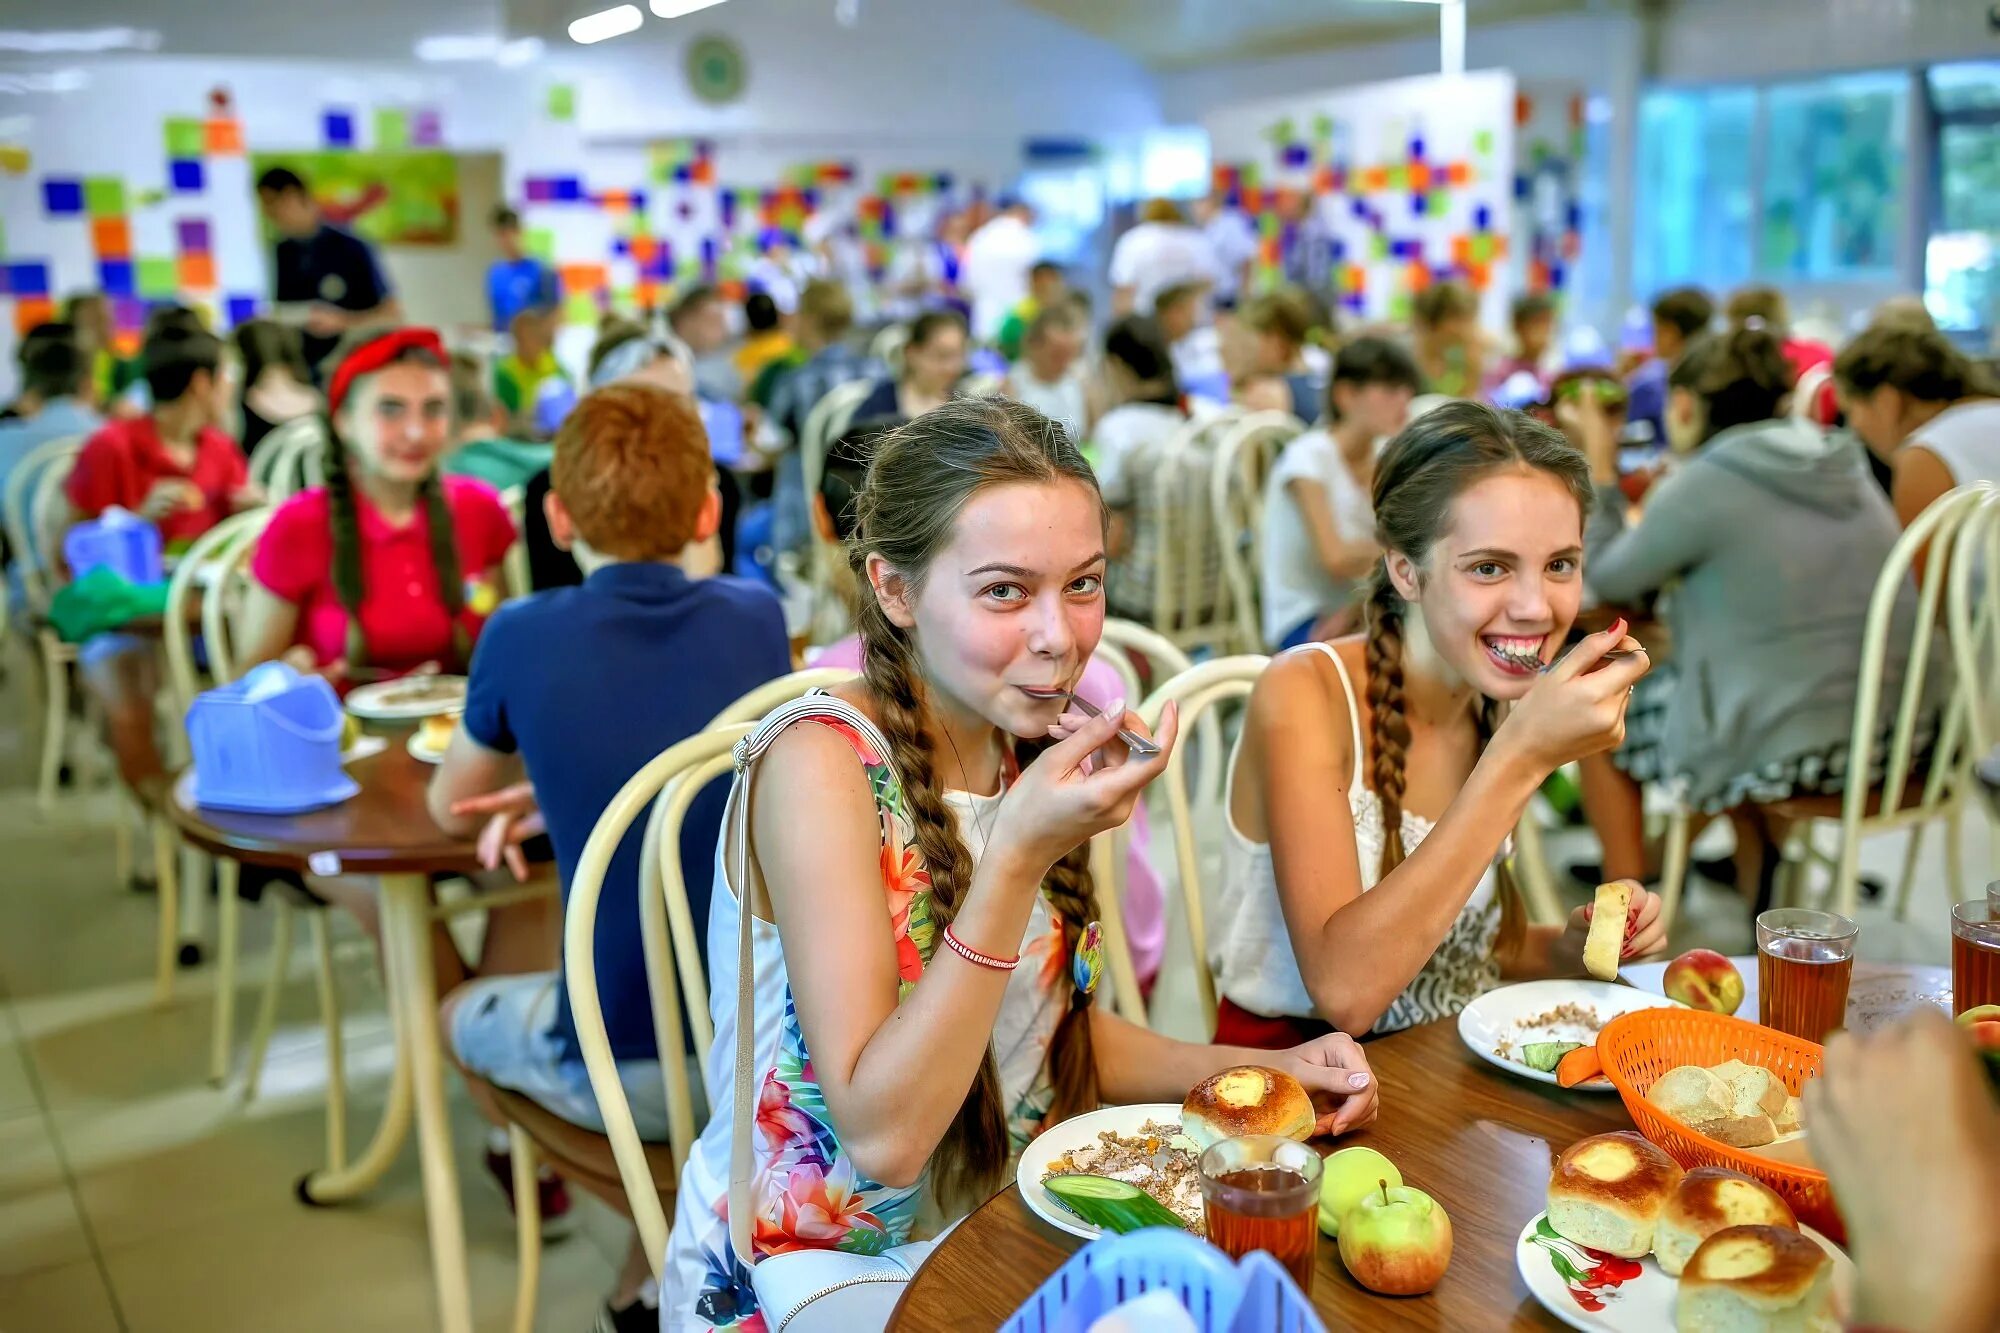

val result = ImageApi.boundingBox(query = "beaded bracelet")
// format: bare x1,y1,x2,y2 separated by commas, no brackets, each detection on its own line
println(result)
941,923,1020,971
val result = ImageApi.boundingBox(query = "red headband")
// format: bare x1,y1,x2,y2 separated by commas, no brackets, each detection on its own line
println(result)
325,327,448,418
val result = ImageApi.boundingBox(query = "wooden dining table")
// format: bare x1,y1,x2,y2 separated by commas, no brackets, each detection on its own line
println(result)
891,962,1952,1331
168,730,507,1333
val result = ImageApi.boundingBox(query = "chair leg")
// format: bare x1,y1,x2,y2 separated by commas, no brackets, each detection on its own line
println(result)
509,1124,542,1333
179,844,208,965
310,909,348,1172
242,898,296,1105
210,859,242,1086
113,803,133,888
1939,809,1967,921
151,818,179,1005
1656,806,1692,941
37,645,68,814
1888,824,1920,920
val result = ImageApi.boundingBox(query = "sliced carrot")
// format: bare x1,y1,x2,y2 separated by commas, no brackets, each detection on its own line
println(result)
1556,1045,1604,1089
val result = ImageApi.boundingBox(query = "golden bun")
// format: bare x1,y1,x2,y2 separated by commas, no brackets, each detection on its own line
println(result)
419,712,458,750
1654,1167,1797,1278
1675,1225,1832,1332
1547,1131,1684,1258
1181,1066,1314,1149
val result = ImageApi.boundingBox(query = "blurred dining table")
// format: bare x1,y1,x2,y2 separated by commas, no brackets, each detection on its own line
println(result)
891,959,1951,1331
168,728,543,1333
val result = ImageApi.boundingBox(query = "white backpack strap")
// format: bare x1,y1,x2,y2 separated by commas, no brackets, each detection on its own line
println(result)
727,692,894,1266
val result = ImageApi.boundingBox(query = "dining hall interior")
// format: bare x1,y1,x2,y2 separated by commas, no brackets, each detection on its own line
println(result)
0,0,1998,1330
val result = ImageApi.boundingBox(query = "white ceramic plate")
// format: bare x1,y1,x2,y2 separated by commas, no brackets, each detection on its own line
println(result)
344,675,467,721
1017,1103,1189,1240
1458,979,1682,1092
407,732,447,765
1516,1210,1851,1331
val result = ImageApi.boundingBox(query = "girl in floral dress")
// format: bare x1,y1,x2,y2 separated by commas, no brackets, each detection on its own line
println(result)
662,398,1381,1331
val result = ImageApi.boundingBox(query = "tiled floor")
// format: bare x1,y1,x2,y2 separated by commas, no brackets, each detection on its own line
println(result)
0,653,1983,1331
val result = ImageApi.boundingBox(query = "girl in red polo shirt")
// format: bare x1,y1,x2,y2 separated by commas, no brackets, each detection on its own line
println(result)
238,327,516,682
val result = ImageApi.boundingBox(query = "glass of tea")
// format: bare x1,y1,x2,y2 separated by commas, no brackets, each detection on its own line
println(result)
1952,900,2000,1016
1198,1134,1322,1293
1756,908,1858,1042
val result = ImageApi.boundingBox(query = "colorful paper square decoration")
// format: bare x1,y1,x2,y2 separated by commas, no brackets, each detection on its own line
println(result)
412,107,443,147
137,256,178,299
164,117,205,159
375,108,409,151
547,84,575,121
178,253,218,289
205,119,244,155
91,217,132,258
323,110,355,148
85,177,126,218
98,259,135,296
524,227,555,262
42,179,83,215
170,159,205,193
13,296,54,338
226,294,261,326
176,219,212,254
6,262,50,296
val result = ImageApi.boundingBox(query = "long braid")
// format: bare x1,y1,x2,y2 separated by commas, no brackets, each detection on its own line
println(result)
851,582,1005,1208
1362,567,1411,879
322,417,370,670
1014,736,1099,1128
419,471,471,670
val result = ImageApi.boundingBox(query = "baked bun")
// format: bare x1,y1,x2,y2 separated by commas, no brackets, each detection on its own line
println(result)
1675,1225,1832,1333
1654,1167,1798,1278
1180,1066,1314,1149
1648,1066,1734,1123
1547,1131,1684,1258
420,712,458,750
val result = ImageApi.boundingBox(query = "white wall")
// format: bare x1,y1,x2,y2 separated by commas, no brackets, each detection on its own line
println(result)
1653,0,2000,86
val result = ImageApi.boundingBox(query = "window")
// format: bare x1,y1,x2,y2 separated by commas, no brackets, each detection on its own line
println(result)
1634,86,1755,299
1761,71,1906,278
1925,62,2000,335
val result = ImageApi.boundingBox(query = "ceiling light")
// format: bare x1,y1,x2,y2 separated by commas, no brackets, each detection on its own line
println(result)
0,27,161,53
496,37,545,66
649,0,728,16
569,4,644,43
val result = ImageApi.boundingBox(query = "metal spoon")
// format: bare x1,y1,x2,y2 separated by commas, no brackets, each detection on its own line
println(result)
1064,693,1162,759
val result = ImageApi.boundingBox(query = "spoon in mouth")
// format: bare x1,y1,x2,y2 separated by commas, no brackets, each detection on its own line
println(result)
1492,643,1642,675
1063,693,1161,759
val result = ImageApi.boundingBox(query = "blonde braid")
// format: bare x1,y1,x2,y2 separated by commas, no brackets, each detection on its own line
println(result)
1363,569,1412,878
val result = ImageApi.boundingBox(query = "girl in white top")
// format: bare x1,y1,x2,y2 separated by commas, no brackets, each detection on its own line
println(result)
1215,402,1670,1048
1835,321,2000,571
1259,337,1424,650
1003,300,1093,442
664,398,1377,1330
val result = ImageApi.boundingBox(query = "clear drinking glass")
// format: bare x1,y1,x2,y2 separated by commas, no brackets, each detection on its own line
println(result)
1952,900,2000,1016
1198,1135,1321,1294
1756,908,1858,1042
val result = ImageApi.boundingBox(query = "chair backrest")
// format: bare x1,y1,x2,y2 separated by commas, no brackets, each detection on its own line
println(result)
564,723,752,1276
198,512,277,686
1148,413,1242,656
498,485,531,601
164,507,271,711
799,377,877,509
255,416,328,503
1830,482,1996,902
869,322,910,378
1209,410,1305,653
3,436,83,611
1791,363,1833,424
1946,485,2000,757
1132,655,1270,1035
27,447,82,603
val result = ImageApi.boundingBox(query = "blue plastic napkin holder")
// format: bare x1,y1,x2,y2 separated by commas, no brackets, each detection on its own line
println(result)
1000,1228,1326,1333
187,662,359,814
63,507,163,584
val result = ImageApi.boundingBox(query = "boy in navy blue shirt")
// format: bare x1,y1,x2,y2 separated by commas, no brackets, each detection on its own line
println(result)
431,382,790,1330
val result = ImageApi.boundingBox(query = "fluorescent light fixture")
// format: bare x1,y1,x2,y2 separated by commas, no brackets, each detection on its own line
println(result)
0,27,160,53
496,36,545,66
568,4,643,43
649,0,729,17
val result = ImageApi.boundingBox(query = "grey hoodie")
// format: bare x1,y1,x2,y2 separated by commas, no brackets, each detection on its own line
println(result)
1585,418,1930,807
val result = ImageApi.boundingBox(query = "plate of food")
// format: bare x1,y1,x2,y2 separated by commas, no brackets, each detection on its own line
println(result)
1458,979,1681,1092
345,673,467,722
1517,1131,1851,1331
407,712,458,764
1021,1066,1320,1239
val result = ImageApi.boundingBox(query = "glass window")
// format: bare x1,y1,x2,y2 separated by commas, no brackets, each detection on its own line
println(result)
1760,71,1907,279
1926,62,2000,334
1634,86,1755,300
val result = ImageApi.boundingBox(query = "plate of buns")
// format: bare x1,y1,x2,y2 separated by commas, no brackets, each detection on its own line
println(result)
1459,980,1682,1092
1021,1065,1316,1239
1518,1130,1850,1331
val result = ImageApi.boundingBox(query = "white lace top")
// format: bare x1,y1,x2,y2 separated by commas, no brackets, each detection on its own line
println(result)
1213,642,1502,1034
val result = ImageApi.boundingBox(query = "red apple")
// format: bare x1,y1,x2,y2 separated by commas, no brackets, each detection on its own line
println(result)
1336,1179,1453,1296
1664,948,1745,1014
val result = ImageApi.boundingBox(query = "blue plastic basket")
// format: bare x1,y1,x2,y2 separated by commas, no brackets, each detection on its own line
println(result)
63,509,163,584
1000,1229,1326,1333
186,662,359,814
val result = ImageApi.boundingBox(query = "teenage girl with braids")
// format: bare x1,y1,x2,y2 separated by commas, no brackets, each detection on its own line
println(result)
1213,402,1669,1048
663,398,1378,1331
239,327,517,685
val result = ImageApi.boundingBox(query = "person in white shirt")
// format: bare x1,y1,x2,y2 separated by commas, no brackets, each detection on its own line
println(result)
961,199,1040,343
1155,279,1224,402
1260,337,1422,650
1002,299,1092,441
1092,315,1194,622
1109,199,1220,316
1834,319,2000,564
1195,190,1259,310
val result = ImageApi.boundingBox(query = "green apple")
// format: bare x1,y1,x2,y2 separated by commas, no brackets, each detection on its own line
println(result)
1317,1146,1401,1237
1336,1180,1453,1296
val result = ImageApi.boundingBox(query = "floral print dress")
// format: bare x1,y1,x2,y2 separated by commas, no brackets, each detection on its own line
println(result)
662,697,1067,1332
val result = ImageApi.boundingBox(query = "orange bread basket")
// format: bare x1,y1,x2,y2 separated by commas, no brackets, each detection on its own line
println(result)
1596,1007,1842,1241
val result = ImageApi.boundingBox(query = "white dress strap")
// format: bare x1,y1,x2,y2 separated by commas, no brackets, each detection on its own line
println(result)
1294,640,1365,791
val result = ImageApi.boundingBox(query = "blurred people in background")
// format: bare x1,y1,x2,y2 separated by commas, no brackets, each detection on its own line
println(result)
0,324,101,497
1835,321,2000,548
61,291,129,407
668,285,738,403
1726,284,1836,425
962,197,1039,342
1194,189,1259,311
231,318,318,456
1627,286,1714,449
443,351,551,493
256,165,400,373
1410,280,1485,398
765,279,874,555
853,309,966,421
993,261,1069,362
1235,288,1322,423
732,291,794,388
1094,315,1192,621
1110,198,1219,316
1156,278,1222,396
1002,299,1091,441
1486,292,1559,395
486,205,557,335
1258,336,1420,650
493,304,567,439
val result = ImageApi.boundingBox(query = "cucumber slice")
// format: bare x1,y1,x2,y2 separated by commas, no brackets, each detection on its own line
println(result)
1519,1040,1584,1073
1042,1174,1187,1233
